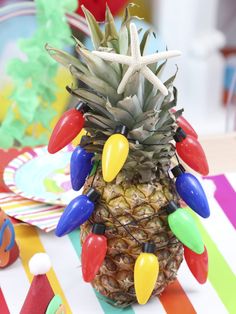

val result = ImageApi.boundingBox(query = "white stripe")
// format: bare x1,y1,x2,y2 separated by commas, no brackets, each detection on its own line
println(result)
39,231,104,314
0,193,20,200
200,179,236,275
225,173,236,192
178,260,228,314
14,159,23,167
132,297,166,314
0,259,30,313
33,218,59,227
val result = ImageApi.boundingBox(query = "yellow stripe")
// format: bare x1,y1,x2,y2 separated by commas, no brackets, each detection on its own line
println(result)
15,224,72,314
2,201,39,210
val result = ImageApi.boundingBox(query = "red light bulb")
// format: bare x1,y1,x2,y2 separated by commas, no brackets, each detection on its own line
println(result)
48,102,88,154
174,128,209,175
184,245,208,284
171,109,198,138
82,223,107,282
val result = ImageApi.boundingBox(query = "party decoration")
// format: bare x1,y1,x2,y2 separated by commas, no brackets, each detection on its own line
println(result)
174,127,209,175
82,223,107,282
20,253,65,314
171,109,198,138
0,0,77,149
70,146,94,191
47,5,209,306
102,125,129,182
166,202,204,254
0,208,19,268
48,102,88,154
134,243,159,305
55,188,99,237
172,165,210,218
3,146,76,207
93,23,181,95
46,295,65,314
77,1,128,21
184,245,208,284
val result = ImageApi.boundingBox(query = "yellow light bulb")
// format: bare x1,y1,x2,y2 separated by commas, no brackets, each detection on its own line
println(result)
102,127,129,182
134,244,159,305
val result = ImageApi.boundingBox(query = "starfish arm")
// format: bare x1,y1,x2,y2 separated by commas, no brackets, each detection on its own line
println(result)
92,51,133,65
130,23,141,60
141,66,168,96
117,66,136,94
141,50,182,65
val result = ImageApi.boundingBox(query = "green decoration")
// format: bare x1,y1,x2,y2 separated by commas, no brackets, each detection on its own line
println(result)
89,158,100,177
0,0,77,148
46,295,64,314
168,206,204,254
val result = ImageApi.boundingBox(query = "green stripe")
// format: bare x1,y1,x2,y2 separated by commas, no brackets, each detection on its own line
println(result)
68,230,135,314
187,208,236,314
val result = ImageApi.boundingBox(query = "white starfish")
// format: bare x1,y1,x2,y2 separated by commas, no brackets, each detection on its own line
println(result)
92,23,181,96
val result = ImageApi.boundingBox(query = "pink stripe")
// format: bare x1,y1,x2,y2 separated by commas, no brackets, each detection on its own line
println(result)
28,150,38,157
5,166,17,170
204,174,236,229
0,7,88,35
0,195,26,202
16,207,63,215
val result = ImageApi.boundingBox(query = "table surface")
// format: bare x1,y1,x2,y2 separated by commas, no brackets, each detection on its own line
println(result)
1,135,236,314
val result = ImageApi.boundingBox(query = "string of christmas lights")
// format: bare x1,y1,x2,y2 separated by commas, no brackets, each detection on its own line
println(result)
51,101,210,304
78,161,181,253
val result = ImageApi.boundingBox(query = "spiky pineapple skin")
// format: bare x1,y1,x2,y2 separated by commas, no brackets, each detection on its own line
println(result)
80,169,183,307
47,4,185,306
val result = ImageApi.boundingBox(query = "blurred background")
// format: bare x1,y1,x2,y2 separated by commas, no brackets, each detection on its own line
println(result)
0,0,236,149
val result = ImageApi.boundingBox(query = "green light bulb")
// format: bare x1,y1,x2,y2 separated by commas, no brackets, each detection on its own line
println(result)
167,202,204,254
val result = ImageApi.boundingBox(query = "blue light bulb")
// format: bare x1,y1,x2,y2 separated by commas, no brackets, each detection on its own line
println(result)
55,188,99,237
172,165,210,218
70,146,94,191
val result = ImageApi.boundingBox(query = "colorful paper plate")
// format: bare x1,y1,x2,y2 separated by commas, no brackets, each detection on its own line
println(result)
3,146,80,206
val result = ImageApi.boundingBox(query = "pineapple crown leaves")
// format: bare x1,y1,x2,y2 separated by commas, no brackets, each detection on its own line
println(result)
46,5,182,181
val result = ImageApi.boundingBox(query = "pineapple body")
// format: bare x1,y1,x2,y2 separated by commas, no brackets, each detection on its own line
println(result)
81,169,183,306
48,5,185,307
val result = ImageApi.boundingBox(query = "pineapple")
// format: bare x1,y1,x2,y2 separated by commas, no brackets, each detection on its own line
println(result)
47,5,184,307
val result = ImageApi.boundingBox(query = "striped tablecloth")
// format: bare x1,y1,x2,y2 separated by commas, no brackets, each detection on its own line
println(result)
0,193,64,232
1,173,236,314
